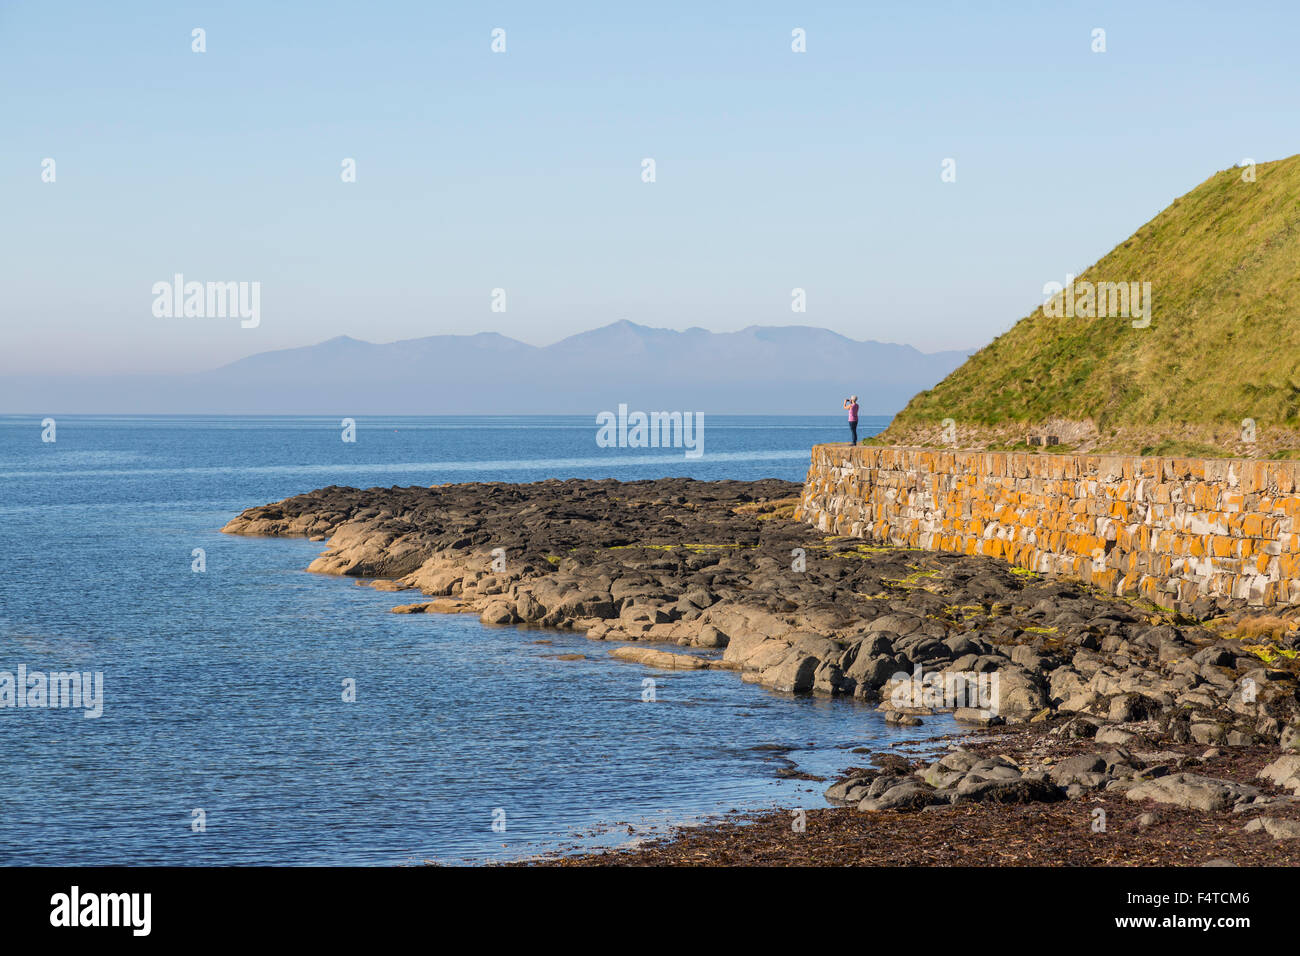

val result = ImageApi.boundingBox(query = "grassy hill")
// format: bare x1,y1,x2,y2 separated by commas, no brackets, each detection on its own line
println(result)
881,155,1300,457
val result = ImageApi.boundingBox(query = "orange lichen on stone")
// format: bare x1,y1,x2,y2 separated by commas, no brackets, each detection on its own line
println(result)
798,445,1300,612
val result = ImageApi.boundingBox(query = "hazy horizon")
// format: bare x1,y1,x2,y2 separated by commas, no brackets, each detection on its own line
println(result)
0,320,972,415
212,318,971,370
6,0,1299,378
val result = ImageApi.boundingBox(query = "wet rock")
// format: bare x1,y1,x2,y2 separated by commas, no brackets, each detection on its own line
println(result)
842,652,897,697
885,711,923,726
514,592,546,622
824,775,876,804
479,600,516,625
812,660,846,695
760,650,820,693
608,646,710,670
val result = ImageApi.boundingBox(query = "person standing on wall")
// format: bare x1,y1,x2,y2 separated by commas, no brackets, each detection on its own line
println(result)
843,395,859,445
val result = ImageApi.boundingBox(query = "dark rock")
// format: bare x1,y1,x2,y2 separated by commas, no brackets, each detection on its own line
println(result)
1048,754,1107,785
858,782,938,811
955,777,1064,805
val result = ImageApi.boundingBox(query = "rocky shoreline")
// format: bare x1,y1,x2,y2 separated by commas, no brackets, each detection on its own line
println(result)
222,477,1300,864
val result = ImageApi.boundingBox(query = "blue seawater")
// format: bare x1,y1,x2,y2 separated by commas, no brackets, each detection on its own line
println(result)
0,415,954,864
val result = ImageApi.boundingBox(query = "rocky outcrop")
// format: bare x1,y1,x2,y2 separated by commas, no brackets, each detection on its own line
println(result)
225,476,1300,846
224,478,1300,752
825,738,1300,831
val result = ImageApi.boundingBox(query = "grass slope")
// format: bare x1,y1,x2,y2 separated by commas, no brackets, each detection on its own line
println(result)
887,155,1300,437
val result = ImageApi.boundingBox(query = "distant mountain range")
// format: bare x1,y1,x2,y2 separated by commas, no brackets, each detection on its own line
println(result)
4,321,971,415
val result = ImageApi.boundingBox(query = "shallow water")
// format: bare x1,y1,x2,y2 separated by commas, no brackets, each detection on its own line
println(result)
0,415,957,865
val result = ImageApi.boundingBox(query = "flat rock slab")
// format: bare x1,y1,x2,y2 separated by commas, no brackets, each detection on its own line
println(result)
1125,773,1259,812
390,599,471,614
608,646,711,670
1243,816,1300,840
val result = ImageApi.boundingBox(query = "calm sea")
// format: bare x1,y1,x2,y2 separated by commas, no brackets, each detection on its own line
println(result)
0,414,954,865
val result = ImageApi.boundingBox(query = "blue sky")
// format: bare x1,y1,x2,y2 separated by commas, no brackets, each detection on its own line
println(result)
4,0,1298,374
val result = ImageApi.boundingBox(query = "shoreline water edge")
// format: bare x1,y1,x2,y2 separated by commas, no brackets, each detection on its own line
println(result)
222,476,1300,866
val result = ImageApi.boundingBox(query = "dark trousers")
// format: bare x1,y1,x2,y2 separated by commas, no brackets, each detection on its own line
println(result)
849,421,858,444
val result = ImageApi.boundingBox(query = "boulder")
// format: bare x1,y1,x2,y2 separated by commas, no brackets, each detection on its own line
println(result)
759,650,820,693
857,782,937,812
824,775,876,804
953,707,1002,726
994,667,1049,717
1257,755,1300,795
1095,726,1137,746
1243,817,1300,840
1048,753,1107,786
1125,773,1259,812
479,600,516,625
954,777,1063,805
694,623,728,648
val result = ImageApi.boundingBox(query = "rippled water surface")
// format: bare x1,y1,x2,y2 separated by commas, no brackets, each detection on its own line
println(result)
0,415,956,864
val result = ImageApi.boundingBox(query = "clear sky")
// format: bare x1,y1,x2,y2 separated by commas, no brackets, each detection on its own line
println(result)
4,0,1298,374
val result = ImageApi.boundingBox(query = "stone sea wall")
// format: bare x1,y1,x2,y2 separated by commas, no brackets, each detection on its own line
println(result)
796,445,1300,614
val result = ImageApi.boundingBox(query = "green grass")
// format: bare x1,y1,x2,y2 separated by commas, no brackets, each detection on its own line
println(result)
1135,440,1225,458
884,155,1300,434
